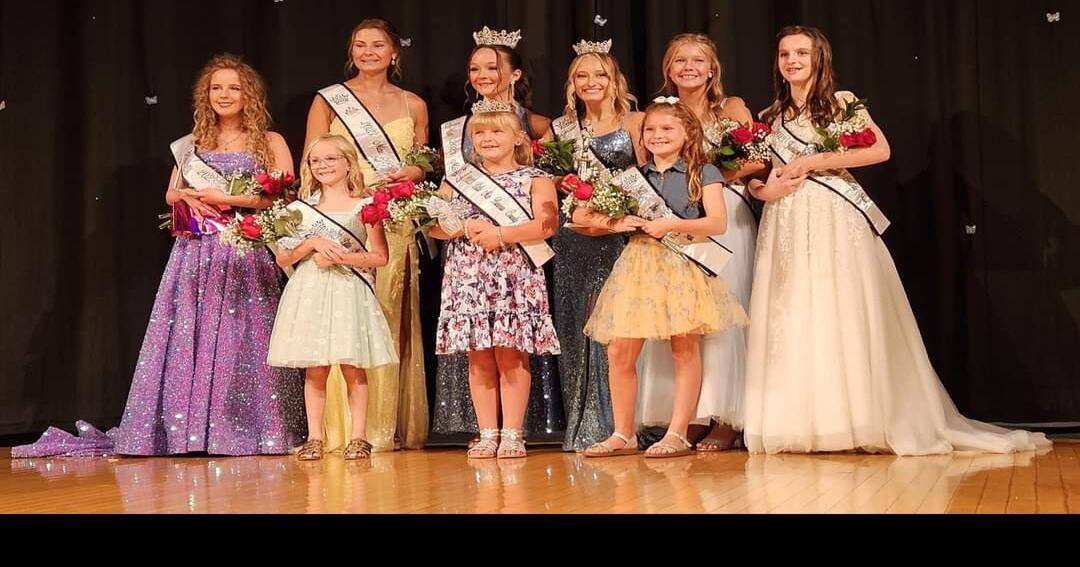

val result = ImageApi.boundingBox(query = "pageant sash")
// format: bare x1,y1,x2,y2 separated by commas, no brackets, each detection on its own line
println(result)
769,117,891,236
612,167,734,277
441,115,555,268
318,83,402,177
321,84,442,258
168,134,231,236
171,134,228,190
291,199,376,294
552,114,611,174
725,181,757,220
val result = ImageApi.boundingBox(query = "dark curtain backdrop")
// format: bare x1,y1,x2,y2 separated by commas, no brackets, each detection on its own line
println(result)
1,0,1077,436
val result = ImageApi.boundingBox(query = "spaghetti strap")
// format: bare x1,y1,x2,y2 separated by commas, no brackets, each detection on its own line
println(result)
401,90,412,121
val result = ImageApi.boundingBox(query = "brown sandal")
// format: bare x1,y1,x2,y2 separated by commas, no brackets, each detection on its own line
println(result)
296,439,324,461
343,439,373,460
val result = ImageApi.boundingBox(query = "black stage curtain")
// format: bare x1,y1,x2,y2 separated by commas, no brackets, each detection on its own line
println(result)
1,0,1077,435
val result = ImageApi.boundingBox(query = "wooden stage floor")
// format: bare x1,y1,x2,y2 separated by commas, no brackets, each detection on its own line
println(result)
2,442,1077,513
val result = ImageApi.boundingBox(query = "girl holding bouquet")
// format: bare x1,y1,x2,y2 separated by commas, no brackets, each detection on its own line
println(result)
305,18,431,454
743,26,1049,455
575,100,747,458
636,34,768,452
13,54,305,458
268,134,397,461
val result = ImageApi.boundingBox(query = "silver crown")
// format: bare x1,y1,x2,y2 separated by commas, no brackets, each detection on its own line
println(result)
473,26,522,48
471,99,516,114
572,38,613,55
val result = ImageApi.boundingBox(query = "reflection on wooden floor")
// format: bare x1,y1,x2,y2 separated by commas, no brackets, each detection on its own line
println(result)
2,441,1076,513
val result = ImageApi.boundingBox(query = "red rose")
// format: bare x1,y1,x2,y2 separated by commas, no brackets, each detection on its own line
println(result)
858,128,877,147
839,132,859,149
281,173,296,186
256,173,277,192
360,204,386,224
239,215,262,239
562,174,581,189
751,122,771,138
730,127,754,145
389,181,415,199
372,190,392,206
262,180,283,197
532,140,544,158
573,182,594,201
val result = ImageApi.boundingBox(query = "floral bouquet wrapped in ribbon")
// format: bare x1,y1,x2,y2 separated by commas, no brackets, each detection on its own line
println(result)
359,180,466,235
559,167,639,220
217,199,302,256
813,98,877,153
161,169,298,237
703,119,772,172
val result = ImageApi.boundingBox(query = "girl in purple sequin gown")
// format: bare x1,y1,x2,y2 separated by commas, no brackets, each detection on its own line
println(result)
13,55,305,458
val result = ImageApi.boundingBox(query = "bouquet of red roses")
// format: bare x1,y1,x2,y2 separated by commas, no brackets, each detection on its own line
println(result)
160,170,298,236
359,180,444,231
814,98,877,153
560,170,638,220
704,119,772,172
227,169,299,199
218,199,302,256
532,138,576,176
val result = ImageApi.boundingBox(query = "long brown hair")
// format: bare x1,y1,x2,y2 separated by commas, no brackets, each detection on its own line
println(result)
761,26,840,128
344,19,403,82
465,45,534,111
191,54,273,169
643,101,708,205
659,34,726,123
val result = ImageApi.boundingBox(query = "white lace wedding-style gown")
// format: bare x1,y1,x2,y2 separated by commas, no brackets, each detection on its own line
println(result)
743,106,1050,456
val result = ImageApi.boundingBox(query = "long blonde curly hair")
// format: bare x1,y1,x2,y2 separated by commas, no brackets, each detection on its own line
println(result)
191,54,273,169
659,34,727,124
299,134,368,200
563,52,637,121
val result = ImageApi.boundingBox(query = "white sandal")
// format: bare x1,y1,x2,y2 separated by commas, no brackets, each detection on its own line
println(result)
583,432,640,458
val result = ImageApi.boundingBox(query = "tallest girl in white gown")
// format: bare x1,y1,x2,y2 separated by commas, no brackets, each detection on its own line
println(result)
743,26,1050,456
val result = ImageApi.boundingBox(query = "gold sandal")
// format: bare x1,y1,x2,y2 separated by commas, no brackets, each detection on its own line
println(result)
343,439,373,460
296,439,324,461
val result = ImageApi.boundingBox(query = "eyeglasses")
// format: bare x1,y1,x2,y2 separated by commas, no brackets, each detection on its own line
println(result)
308,155,346,167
